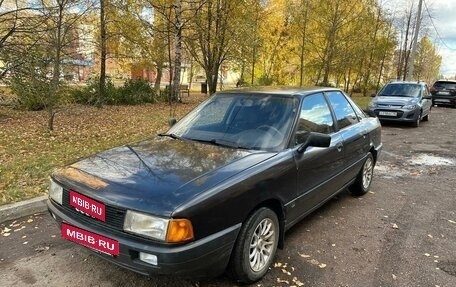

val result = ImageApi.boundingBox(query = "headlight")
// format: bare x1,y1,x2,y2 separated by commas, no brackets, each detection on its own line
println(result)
49,179,63,205
123,211,194,242
368,102,377,109
403,104,418,110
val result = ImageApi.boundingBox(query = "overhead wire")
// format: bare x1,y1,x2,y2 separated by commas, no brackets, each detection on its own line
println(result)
423,0,456,51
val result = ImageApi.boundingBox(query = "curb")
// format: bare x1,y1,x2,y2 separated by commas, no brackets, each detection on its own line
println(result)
0,195,48,223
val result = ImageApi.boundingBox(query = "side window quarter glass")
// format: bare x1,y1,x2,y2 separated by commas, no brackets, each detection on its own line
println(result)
344,92,366,119
326,91,359,129
296,93,334,145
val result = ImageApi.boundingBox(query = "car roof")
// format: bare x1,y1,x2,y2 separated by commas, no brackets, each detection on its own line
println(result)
218,86,342,97
433,80,456,83
387,81,427,86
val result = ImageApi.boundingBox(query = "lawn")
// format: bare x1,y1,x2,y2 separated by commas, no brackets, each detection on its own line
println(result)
0,91,373,206
0,93,207,206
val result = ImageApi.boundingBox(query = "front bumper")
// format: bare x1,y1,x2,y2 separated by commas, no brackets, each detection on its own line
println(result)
367,108,420,123
47,199,241,278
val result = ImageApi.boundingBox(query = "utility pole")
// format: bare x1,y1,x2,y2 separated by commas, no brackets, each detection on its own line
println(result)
406,0,423,81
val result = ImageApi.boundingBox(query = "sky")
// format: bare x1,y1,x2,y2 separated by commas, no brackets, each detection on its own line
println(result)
426,0,456,77
381,0,456,78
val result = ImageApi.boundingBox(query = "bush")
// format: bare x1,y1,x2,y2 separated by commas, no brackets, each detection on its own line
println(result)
71,78,157,105
71,76,119,105
257,74,274,86
10,76,52,111
117,79,156,104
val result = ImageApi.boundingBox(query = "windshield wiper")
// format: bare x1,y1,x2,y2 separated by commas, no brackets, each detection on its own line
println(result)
158,133,182,140
187,137,250,150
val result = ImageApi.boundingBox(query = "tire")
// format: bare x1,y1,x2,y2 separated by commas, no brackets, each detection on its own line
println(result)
423,111,430,121
349,153,374,196
228,207,279,284
412,112,421,127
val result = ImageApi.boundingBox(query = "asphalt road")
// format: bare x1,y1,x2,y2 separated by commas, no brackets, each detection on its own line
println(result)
1,106,456,287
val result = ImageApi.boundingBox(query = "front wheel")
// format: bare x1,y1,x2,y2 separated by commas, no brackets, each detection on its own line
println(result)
228,207,279,284
422,111,430,121
349,153,374,196
412,112,421,127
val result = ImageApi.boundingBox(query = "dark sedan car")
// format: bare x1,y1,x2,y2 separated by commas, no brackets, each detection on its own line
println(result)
367,81,432,127
47,87,382,283
430,80,456,107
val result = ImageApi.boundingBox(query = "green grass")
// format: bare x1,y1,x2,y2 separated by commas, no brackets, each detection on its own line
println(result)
350,94,372,110
0,93,207,206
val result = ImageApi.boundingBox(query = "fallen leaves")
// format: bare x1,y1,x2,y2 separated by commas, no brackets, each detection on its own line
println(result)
1,97,207,206
273,260,307,286
391,223,399,229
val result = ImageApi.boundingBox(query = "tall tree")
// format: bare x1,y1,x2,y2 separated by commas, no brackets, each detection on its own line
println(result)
98,0,107,107
186,0,247,94
414,36,441,83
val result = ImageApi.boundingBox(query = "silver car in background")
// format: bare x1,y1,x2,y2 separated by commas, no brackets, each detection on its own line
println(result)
367,81,432,127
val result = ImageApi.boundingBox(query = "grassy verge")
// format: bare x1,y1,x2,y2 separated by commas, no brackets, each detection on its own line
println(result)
350,93,372,110
0,93,207,206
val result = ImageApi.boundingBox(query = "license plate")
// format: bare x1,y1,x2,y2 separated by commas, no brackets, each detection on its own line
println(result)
70,190,106,222
379,111,397,116
62,223,119,256
435,99,450,102
438,91,450,95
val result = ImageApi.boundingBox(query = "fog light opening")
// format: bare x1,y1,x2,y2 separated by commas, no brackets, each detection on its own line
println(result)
139,252,158,265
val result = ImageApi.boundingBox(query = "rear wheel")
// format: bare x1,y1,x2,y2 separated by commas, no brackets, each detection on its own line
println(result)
349,153,374,196
228,207,279,284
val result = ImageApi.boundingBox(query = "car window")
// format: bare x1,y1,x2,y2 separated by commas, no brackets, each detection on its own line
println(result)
168,94,298,151
433,81,456,90
344,92,366,120
423,85,429,97
380,83,421,97
192,96,232,127
295,93,334,145
326,91,359,129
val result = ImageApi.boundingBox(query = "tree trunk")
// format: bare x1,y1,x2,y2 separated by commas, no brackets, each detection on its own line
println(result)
299,0,309,87
98,0,107,108
154,62,163,91
48,1,64,131
172,0,182,102
362,7,381,96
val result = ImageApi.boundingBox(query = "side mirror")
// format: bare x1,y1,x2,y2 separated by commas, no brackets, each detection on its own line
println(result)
168,117,177,127
297,132,331,153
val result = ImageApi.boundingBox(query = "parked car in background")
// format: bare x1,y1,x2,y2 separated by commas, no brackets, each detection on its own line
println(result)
47,87,382,283
367,81,432,127
430,80,456,107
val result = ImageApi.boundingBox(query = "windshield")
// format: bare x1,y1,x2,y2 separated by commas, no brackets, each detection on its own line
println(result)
380,84,421,97
434,81,456,90
167,93,298,151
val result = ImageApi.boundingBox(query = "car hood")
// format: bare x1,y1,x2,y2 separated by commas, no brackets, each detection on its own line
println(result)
52,137,276,216
374,96,418,106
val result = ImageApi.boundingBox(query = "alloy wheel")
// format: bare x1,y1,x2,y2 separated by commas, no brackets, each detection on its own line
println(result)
362,156,374,190
249,218,276,272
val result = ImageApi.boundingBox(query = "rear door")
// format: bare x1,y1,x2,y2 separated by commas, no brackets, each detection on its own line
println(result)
325,91,370,185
